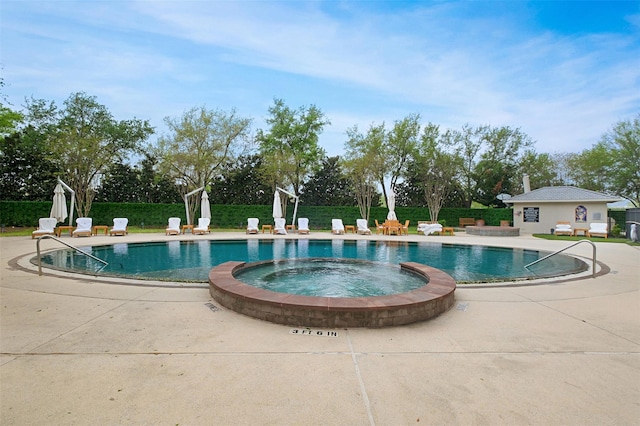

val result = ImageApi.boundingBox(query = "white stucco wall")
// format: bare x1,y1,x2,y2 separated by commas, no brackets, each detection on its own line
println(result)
511,202,609,234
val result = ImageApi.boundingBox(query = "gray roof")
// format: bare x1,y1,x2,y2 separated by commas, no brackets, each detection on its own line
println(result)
507,186,622,203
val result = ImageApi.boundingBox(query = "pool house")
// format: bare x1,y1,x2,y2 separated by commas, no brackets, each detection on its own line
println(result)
507,186,621,234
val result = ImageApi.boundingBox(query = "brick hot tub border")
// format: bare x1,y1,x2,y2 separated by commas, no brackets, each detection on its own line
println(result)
466,226,520,237
208,260,456,328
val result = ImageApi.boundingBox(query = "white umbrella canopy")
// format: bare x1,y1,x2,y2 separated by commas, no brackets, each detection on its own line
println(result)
50,183,68,224
272,190,283,219
200,190,211,219
386,189,397,220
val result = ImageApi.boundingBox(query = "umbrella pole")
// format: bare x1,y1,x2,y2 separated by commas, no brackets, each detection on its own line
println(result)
292,197,299,227
69,193,75,226
276,186,300,226
185,187,204,225
184,194,190,226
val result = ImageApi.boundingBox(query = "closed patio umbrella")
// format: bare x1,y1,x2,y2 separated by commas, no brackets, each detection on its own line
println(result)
386,189,397,220
200,190,211,219
272,190,283,220
50,183,68,224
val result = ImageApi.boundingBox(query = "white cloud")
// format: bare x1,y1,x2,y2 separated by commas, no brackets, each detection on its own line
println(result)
2,0,638,156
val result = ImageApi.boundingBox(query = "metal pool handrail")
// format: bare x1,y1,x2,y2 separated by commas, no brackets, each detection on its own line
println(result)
525,239,596,278
36,234,108,276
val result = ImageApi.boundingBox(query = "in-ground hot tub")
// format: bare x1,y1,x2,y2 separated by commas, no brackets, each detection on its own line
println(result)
209,259,456,328
466,226,520,236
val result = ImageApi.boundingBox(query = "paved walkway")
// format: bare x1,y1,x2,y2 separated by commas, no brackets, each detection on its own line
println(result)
1,232,639,425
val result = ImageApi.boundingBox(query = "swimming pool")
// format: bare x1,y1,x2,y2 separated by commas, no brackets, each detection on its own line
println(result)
37,239,588,283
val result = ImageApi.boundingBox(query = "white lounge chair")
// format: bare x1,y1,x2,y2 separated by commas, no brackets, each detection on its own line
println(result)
356,219,371,235
32,218,58,239
298,218,310,234
109,218,128,236
193,217,210,235
246,218,259,234
587,222,608,238
417,221,443,236
73,217,92,237
274,218,287,235
331,219,345,235
166,217,181,235
554,221,572,236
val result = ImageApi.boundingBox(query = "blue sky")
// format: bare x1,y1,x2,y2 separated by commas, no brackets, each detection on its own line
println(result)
2,0,639,156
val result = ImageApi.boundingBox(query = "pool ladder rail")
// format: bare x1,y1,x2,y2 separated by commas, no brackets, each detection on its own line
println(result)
524,239,596,278
36,234,108,276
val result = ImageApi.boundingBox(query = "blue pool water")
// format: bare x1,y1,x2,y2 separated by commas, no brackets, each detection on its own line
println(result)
38,239,587,283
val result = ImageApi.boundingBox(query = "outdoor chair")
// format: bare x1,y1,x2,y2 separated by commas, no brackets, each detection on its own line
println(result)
554,221,573,236
73,217,93,237
109,218,128,236
193,218,210,235
401,220,410,235
417,221,443,236
587,222,608,238
246,218,259,234
331,219,345,235
356,219,371,235
298,218,310,234
165,217,181,235
274,218,287,235
32,218,58,239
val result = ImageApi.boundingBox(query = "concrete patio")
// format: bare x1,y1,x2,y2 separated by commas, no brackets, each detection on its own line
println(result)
1,231,639,425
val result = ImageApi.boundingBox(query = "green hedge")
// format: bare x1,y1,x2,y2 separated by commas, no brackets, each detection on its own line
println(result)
608,209,626,226
1,201,516,229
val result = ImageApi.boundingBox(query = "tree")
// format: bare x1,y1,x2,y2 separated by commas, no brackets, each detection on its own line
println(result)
209,155,272,205
95,161,140,202
156,106,252,222
343,125,383,221
448,124,534,206
548,152,576,186
256,99,329,195
603,115,640,206
569,115,640,206
447,124,484,207
382,113,421,203
137,154,182,203
0,78,23,136
0,85,58,201
0,106,22,137
567,143,610,193
517,151,566,191
0,128,59,200
473,159,515,207
408,124,460,221
24,92,154,216
300,156,355,206
474,126,535,206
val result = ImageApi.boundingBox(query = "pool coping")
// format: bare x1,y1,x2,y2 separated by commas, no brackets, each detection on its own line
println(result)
209,260,456,327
